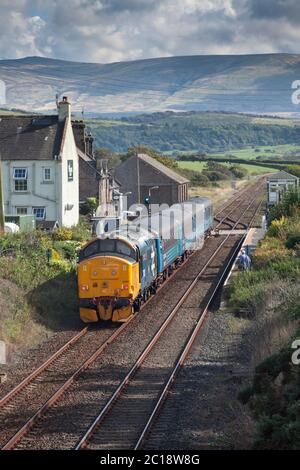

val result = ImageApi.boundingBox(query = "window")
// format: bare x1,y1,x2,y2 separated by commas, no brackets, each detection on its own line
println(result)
13,168,27,179
99,239,115,252
67,160,74,181
15,180,28,191
43,168,51,181
16,207,28,215
79,239,137,262
116,240,132,257
82,240,99,259
13,167,28,192
32,207,46,220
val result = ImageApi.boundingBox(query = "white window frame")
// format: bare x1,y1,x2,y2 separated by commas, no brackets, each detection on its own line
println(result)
16,207,28,215
67,160,74,181
43,167,52,182
32,207,46,220
13,168,28,180
13,167,28,192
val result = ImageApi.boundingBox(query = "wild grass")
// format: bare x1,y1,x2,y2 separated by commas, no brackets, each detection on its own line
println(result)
229,195,300,449
0,222,90,350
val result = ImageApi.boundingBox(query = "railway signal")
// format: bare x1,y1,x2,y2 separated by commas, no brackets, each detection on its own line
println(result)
145,186,159,229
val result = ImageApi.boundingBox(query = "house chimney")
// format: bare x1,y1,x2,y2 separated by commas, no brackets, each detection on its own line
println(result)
58,96,71,122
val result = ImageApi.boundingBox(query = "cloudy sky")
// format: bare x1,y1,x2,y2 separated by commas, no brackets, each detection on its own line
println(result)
0,0,300,63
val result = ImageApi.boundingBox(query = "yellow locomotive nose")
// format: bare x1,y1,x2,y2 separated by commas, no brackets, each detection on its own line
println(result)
78,256,140,322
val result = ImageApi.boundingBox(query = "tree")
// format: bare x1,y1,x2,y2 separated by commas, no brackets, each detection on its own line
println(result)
285,165,300,179
80,197,98,216
229,165,248,179
94,147,121,170
125,146,178,170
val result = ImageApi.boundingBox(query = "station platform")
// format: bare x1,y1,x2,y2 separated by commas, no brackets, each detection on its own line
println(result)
242,227,266,256
223,227,266,287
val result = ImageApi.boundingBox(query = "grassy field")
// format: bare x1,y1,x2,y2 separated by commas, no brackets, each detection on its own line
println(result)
0,108,29,116
178,161,277,175
166,144,300,160
178,161,207,171
209,144,300,160
190,179,249,209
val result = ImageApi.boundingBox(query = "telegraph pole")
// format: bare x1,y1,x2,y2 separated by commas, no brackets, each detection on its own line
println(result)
137,152,141,204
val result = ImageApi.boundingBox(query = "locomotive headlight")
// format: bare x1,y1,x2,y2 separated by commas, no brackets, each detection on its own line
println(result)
122,284,129,290
81,284,89,291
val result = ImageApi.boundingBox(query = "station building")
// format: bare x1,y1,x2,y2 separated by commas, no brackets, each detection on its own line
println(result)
267,170,299,206
114,153,190,208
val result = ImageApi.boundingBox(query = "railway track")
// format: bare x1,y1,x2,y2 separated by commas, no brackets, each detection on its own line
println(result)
74,190,262,450
0,178,265,450
213,177,266,230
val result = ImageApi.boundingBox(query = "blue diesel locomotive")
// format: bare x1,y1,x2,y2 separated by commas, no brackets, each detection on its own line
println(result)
78,197,213,322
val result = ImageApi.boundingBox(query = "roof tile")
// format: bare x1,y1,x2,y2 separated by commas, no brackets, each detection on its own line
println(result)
0,115,65,161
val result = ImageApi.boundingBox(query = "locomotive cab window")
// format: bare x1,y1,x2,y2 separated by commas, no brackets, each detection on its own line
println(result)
79,238,137,261
116,240,134,257
99,239,115,252
81,240,99,259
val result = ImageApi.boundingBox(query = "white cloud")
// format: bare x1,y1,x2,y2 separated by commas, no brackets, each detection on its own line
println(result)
0,0,299,63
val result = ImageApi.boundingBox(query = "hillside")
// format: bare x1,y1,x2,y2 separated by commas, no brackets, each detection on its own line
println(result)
87,111,300,153
1,54,300,114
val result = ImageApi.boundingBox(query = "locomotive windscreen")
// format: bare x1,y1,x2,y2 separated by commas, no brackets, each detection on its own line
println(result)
79,238,137,261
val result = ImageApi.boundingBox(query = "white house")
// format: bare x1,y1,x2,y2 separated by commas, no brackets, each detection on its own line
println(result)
0,97,79,227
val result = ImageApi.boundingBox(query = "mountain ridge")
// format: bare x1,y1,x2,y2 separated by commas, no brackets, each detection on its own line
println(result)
1,54,300,114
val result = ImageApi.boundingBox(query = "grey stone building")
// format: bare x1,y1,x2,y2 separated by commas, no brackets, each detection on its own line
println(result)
114,153,189,207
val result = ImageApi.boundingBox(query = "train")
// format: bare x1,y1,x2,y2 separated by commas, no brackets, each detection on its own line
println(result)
77,197,214,323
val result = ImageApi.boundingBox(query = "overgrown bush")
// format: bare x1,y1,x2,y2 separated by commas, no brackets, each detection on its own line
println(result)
203,169,230,181
270,188,300,221
285,220,300,249
229,165,248,179
252,238,290,269
80,197,98,216
52,227,73,241
267,217,288,239
70,217,91,242
178,168,210,186
250,348,300,449
53,240,81,261
232,196,300,449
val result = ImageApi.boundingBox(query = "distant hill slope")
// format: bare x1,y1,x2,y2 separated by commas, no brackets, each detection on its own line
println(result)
87,111,300,153
1,54,300,114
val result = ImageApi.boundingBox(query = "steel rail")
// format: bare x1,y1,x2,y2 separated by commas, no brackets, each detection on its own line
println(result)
0,326,88,409
1,319,134,450
75,187,262,450
135,235,245,449
214,178,265,230
1,218,215,450
214,175,265,219
1,179,264,450
134,189,264,449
